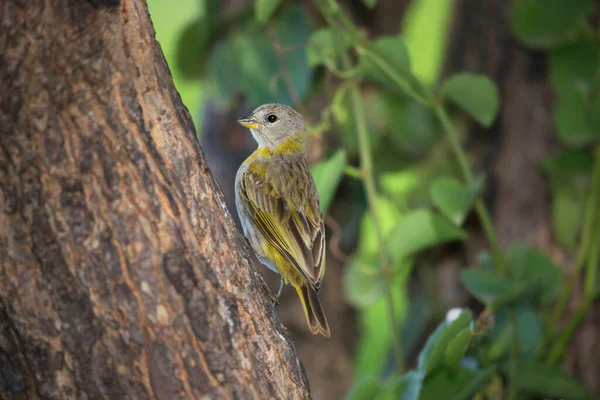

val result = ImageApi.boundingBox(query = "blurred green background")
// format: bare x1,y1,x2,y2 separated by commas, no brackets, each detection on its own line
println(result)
147,1,600,399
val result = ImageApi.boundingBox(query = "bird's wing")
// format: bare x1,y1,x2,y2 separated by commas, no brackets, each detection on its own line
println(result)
240,155,325,287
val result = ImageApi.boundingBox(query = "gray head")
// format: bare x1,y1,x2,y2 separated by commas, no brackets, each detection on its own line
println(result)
237,103,306,150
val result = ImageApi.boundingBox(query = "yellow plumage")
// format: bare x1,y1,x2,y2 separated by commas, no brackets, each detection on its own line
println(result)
235,104,330,337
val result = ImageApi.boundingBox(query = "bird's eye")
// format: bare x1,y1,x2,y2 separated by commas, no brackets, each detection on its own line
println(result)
267,114,278,123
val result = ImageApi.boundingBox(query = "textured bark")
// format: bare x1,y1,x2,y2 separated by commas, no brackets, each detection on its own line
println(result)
0,0,310,399
443,0,600,395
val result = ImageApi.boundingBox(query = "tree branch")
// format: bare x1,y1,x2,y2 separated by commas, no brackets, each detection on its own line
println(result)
0,0,310,398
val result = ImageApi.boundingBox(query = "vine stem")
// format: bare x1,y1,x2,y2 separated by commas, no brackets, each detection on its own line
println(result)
573,150,600,275
507,309,520,400
583,148,600,299
546,302,589,364
547,147,600,363
317,0,405,373
434,106,505,274
350,84,405,373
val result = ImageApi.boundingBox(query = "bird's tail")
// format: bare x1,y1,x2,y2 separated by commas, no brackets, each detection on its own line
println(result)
295,284,330,337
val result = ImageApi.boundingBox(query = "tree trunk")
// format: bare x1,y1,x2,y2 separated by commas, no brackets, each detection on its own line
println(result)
0,1,310,399
443,0,600,395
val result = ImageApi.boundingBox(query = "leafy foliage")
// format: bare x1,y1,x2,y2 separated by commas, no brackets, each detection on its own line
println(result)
440,73,500,127
312,149,347,214
152,0,600,398
510,0,593,49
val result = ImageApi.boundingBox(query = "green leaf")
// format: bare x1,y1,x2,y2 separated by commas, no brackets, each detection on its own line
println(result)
550,39,600,147
344,376,382,400
359,36,429,101
255,0,281,23
430,175,484,225
440,73,500,127
387,371,423,400
358,196,403,256
510,0,593,49
507,361,595,400
505,243,562,304
343,255,386,308
488,326,514,361
554,85,600,147
384,97,440,155
362,0,377,8
419,309,473,376
148,0,205,126
490,281,539,313
541,150,593,248
363,36,411,76
460,269,515,304
514,304,543,356
306,28,352,68
417,321,447,373
401,295,432,357
444,328,472,367
552,190,584,249
311,150,347,214
387,209,467,260
492,305,542,358
207,3,313,105
402,0,453,84
354,274,408,378
175,17,211,80
419,367,477,400
550,37,599,94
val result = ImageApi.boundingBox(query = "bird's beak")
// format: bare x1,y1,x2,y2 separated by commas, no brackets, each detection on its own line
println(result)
237,116,260,130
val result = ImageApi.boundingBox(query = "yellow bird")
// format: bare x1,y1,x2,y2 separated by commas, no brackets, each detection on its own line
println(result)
235,103,330,337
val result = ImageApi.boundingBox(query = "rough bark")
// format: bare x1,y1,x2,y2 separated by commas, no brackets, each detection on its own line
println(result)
0,0,310,399
443,0,600,395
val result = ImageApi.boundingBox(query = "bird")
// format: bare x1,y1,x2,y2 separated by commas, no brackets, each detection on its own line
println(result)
235,103,330,337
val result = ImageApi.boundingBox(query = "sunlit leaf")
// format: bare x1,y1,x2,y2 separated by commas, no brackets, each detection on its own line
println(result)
255,0,281,23
354,278,407,378
387,209,468,260
402,0,453,84
440,73,500,127
358,197,403,256
511,0,593,49
312,150,347,214
343,255,386,309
